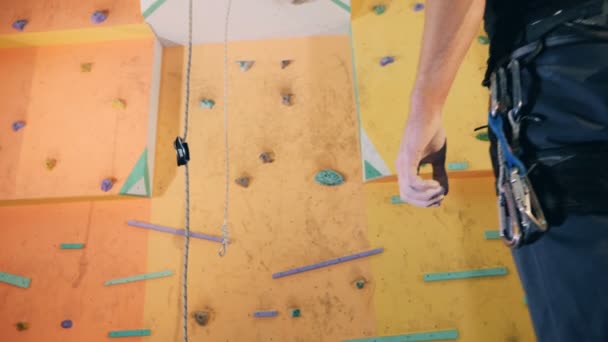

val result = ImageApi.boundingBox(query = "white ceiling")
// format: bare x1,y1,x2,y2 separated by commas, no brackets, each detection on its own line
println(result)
142,0,351,45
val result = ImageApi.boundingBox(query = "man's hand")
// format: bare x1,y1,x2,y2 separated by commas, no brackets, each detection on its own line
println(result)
396,100,448,207
394,0,485,207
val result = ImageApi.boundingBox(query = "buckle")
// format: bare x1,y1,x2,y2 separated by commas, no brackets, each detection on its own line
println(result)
174,137,190,166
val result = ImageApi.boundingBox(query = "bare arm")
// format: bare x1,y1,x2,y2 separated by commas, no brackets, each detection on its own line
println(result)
397,0,486,207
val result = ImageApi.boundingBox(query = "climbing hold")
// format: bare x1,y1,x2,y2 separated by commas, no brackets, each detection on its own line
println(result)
346,329,459,342
91,10,109,24
100,178,115,192
315,169,344,186
281,94,293,106
259,152,274,164
373,4,386,15
273,248,384,279
235,177,250,188
108,329,151,338
253,311,279,318
355,279,366,289
476,132,489,141
379,56,395,67
193,311,209,326
413,2,424,11
60,243,85,249
61,320,73,329
478,36,490,45
112,98,126,109
199,99,215,109
236,61,254,71
12,121,26,132
447,162,469,171
80,63,93,72
484,230,500,240
390,195,406,204
104,270,173,286
16,322,29,331
0,271,31,288
281,60,292,69
46,158,57,171
12,20,28,31
424,267,508,282
289,308,301,318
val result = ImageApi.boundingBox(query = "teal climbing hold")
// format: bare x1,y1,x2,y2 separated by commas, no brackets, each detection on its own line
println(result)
199,99,215,109
0,271,31,289
60,243,85,249
290,308,301,318
484,231,500,240
355,279,366,289
476,132,490,141
108,329,151,338
447,162,469,171
344,329,459,342
104,270,173,286
315,170,344,186
478,36,490,45
524,295,528,305
390,196,405,204
373,4,386,14
237,61,254,71
424,267,508,282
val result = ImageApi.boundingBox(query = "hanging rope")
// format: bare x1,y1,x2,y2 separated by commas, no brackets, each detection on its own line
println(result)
219,0,233,257
178,0,233,341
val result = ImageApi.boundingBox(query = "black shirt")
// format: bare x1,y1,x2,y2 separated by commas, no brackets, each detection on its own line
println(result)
483,0,583,85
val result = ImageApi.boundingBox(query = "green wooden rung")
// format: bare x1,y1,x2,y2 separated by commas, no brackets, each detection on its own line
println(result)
109,329,151,338
344,329,459,342
104,270,173,286
424,267,508,282
391,196,405,204
0,271,31,289
484,231,501,240
60,243,85,249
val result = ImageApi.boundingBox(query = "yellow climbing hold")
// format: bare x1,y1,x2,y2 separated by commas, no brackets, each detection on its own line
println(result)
112,98,127,109
46,158,57,170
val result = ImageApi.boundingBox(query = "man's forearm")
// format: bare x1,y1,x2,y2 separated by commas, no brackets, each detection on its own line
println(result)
412,0,486,112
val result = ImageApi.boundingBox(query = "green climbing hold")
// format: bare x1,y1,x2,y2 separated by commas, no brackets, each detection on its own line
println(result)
290,308,301,318
476,132,490,141
200,99,215,109
373,5,386,15
478,36,490,45
355,280,366,289
315,170,344,186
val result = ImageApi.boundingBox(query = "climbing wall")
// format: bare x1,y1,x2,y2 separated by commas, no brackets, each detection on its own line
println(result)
0,1,160,201
351,0,492,182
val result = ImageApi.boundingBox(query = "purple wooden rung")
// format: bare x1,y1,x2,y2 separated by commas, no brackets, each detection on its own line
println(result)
379,56,395,67
12,121,26,132
127,220,225,243
253,311,279,318
100,178,114,192
413,3,424,11
272,248,384,279
12,20,28,31
91,10,108,24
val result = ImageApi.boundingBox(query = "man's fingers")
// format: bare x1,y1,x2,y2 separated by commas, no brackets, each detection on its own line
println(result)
402,183,445,202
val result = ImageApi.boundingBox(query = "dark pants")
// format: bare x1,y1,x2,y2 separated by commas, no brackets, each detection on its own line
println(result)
508,26,608,341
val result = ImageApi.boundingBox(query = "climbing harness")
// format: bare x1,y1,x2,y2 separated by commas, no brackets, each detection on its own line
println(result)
488,63,548,248
173,0,232,341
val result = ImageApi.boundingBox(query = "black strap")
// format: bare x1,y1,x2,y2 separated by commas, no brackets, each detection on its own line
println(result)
525,0,605,42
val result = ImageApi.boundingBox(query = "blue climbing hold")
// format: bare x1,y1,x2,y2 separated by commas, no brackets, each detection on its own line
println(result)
12,121,26,132
237,61,254,72
315,170,345,186
379,56,395,67
200,99,215,109
61,320,73,329
91,10,108,24
12,20,28,31
413,2,424,11
101,178,115,192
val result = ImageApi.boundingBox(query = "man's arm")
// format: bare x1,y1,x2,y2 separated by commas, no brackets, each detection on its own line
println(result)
396,0,486,207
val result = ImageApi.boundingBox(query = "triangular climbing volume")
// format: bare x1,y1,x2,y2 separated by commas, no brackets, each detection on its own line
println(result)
120,149,151,197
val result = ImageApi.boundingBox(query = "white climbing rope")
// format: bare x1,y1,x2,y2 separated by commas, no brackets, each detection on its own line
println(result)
219,0,233,257
180,0,232,341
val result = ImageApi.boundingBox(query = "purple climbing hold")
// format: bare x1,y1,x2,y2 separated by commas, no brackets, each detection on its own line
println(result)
12,121,26,132
12,19,28,31
100,178,115,192
61,320,73,329
91,10,108,24
379,56,395,67
413,2,424,11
